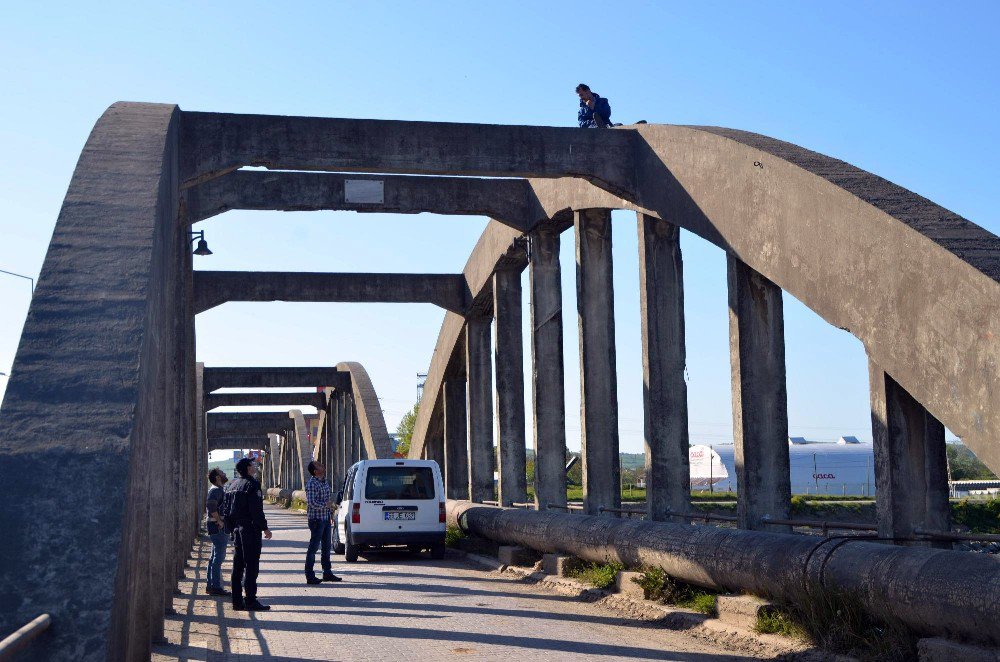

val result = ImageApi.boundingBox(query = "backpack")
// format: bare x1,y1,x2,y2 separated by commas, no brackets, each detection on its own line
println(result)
220,484,240,533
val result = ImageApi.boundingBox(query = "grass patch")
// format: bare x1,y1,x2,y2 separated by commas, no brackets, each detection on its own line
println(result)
444,526,466,548
952,498,1000,534
754,607,809,639
632,567,718,616
567,561,624,589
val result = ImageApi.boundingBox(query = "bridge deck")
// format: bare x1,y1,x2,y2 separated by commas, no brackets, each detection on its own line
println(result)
152,506,754,661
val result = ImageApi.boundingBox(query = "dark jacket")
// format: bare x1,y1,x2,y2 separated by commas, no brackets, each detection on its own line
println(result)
206,485,224,534
223,475,268,530
578,93,612,128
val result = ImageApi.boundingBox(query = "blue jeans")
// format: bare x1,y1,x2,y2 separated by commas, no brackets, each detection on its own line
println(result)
305,518,332,577
207,531,228,590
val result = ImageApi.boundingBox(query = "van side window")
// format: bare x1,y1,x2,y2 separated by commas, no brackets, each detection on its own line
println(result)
343,466,357,500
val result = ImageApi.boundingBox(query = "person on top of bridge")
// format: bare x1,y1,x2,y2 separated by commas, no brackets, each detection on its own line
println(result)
205,468,231,597
304,461,342,584
222,457,273,611
576,83,612,128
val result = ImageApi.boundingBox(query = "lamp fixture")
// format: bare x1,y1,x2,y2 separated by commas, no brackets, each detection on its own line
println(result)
190,230,213,256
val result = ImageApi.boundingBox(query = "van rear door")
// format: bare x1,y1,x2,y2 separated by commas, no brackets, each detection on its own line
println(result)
362,464,439,532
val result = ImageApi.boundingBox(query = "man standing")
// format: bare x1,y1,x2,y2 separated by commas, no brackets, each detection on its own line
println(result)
305,461,342,584
205,468,230,596
576,83,612,128
224,457,273,611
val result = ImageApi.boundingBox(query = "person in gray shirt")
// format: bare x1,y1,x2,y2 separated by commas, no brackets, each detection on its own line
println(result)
205,468,230,596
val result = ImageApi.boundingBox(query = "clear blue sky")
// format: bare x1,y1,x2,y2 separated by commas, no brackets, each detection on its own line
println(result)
1,2,997,453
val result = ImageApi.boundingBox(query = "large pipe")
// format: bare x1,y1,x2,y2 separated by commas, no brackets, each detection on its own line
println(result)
447,501,1000,644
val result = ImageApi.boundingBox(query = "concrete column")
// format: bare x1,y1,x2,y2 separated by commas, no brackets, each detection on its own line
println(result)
353,404,364,462
529,228,567,510
444,378,469,499
493,268,527,506
638,214,691,521
727,255,791,531
575,209,621,516
466,315,494,502
869,360,951,544
329,395,341,484
195,363,206,523
348,394,359,465
338,392,349,471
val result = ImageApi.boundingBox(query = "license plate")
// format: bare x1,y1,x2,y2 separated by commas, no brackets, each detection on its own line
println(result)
385,512,416,521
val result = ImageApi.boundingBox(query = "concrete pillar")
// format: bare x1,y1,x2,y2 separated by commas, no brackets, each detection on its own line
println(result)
575,208,620,516
869,360,951,544
329,394,341,484
195,363,206,522
638,214,691,521
338,392,349,471
727,255,791,531
444,378,470,499
352,404,363,462
529,228,567,510
348,394,359,465
466,315,494,502
493,268,527,506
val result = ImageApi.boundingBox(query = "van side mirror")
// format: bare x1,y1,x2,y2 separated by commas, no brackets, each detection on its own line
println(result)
336,490,344,504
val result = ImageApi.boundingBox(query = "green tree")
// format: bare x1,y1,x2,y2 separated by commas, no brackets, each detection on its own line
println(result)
947,443,997,480
395,402,419,456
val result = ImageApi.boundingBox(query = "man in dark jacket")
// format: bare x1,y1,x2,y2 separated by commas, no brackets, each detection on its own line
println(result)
205,468,230,596
224,457,273,611
577,83,612,128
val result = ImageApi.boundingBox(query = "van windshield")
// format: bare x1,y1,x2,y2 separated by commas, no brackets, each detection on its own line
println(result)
365,467,436,500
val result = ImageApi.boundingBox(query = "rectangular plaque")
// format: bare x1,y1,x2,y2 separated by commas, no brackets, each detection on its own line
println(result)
344,179,384,204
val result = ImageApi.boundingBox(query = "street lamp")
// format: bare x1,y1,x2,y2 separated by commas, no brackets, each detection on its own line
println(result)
190,230,213,256
0,269,34,293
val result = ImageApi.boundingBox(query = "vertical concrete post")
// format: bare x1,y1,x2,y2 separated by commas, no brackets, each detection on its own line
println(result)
869,361,951,544
444,377,470,499
575,209,621,516
339,392,349,470
329,394,341,484
638,214,691,521
493,268,527,506
727,255,791,531
348,394,359,465
529,228,567,510
195,363,206,526
466,315,495,502
353,404,363,462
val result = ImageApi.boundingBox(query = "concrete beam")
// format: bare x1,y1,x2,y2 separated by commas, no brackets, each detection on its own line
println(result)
493,269,527,506
206,412,294,436
444,378,469,500
183,170,539,231
204,392,326,410
207,436,271,452
203,367,348,392
179,112,638,198
728,255,791,531
194,271,469,315
869,361,951,543
529,228,567,510
637,214,690,521
466,315,494,502
575,209,620,516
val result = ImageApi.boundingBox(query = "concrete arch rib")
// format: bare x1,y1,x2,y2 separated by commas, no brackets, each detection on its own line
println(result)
413,124,1000,474
337,361,393,459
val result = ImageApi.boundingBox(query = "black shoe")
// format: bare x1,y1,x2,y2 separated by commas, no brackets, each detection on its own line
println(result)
232,600,246,611
322,572,343,582
208,587,231,596
306,575,322,585
246,599,271,611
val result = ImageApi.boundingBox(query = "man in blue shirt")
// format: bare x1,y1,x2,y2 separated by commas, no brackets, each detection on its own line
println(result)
205,468,230,596
577,83,612,128
305,461,342,584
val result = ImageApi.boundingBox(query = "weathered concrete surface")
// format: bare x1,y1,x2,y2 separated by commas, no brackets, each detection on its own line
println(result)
443,378,469,500
207,435,271,452
448,501,1000,645
493,268,527,506
728,256,791,531
337,361,393,460
529,228,568,510
179,112,638,198
193,271,469,314
0,102,183,661
541,553,576,577
917,638,1000,662
497,545,540,567
575,209,621,516
465,315,494,502
869,361,951,542
637,214,690,521
183,170,541,230
615,571,646,600
715,595,775,632
202,366,348,392
204,391,326,410
206,412,295,436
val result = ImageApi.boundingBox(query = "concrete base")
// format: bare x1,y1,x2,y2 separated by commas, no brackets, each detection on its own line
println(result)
497,545,540,567
541,553,576,577
614,571,645,599
457,535,499,558
716,595,775,631
918,638,1000,662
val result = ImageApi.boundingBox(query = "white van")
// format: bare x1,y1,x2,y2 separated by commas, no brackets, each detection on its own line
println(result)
333,459,446,562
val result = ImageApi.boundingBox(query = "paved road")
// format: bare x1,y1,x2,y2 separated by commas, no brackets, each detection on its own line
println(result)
153,505,756,661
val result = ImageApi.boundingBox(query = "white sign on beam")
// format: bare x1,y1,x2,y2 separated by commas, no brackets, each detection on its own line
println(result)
344,179,384,204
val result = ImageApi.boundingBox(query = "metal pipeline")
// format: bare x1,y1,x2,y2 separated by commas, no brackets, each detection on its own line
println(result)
448,500,1000,644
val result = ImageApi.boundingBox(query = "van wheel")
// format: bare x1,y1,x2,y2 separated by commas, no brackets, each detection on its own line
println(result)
430,543,445,560
345,541,360,563
333,527,345,555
